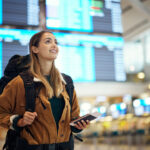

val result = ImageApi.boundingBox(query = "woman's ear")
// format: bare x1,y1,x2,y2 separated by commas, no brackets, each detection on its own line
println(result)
31,46,39,54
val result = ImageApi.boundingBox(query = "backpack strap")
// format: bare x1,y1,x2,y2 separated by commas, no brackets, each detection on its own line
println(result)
61,73,74,111
20,71,36,112
0,76,12,94
19,71,37,139
62,73,83,142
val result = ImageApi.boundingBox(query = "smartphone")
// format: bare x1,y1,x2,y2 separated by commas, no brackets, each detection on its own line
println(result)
70,112,101,126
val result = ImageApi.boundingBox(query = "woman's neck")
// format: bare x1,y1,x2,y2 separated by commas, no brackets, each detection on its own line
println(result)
39,60,53,76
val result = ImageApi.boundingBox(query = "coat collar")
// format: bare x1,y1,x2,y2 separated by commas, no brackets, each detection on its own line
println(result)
33,73,66,85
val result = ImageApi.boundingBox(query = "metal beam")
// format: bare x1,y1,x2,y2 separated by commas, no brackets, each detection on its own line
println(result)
127,0,150,21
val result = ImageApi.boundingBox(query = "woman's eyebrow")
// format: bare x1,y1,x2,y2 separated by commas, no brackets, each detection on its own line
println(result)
44,37,52,40
44,38,57,42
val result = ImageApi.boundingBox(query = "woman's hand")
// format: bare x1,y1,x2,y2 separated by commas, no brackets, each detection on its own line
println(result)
74,120,90,130
17,111,37,127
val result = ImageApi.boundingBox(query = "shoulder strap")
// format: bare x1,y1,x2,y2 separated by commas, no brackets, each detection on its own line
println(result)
20,71,36,112
20,72,74,112
0,76,12,94
20,71,38,139
62,74,83,142
61,73,74,110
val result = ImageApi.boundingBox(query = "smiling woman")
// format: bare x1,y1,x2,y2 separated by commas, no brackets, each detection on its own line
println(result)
0,31,89,150
32,32,59,62
29,31,63,98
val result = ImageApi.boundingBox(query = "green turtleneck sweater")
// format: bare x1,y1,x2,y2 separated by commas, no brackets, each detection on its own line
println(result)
45,76,81,133
48,96,64,130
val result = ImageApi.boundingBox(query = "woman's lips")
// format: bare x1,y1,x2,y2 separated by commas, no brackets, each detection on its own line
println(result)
49,49,57,53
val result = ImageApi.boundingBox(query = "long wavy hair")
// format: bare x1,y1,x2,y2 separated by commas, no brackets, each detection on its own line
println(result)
29,31,63,98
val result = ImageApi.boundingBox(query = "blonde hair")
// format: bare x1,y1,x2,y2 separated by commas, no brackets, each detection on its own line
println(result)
29,31,63,98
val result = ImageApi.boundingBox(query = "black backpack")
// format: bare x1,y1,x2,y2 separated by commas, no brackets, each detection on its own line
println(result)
0,55,30,94
0,55,75,150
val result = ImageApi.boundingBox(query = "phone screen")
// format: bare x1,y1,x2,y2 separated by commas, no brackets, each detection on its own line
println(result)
73,115,96,124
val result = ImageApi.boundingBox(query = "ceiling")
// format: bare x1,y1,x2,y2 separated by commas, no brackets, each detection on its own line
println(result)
121,0,150,40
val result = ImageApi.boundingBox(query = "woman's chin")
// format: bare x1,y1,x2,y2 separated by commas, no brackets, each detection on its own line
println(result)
47,56,57,61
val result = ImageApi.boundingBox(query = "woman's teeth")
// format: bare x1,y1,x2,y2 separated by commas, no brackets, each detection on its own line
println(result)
49,50,56,53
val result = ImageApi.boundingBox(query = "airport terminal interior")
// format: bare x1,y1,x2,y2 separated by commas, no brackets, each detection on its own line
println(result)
0,0,150,149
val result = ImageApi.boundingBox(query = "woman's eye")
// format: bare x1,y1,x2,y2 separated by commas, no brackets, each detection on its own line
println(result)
45,40,51,44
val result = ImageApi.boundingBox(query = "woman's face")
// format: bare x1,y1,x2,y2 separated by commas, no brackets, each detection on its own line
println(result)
33,32,59,61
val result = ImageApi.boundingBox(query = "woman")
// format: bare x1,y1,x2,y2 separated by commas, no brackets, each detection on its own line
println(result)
0,31,89,150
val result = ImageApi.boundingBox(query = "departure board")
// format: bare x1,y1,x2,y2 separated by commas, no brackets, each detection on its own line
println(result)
0,28,37,77
46,0,122,33
0,0,39,26
54,32,125,82
0,29,125,82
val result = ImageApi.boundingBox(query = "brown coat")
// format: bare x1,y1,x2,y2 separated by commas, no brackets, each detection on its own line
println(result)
0,75,80,144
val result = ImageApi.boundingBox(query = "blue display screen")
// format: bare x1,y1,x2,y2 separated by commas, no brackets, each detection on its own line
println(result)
0,42,2,78
0,0,39,26
97,106,106,117
133,99,150,116
0,28,125,82
133,99,150,107
0,0,2,24
54,32,125,82
111,103,127,118
46,0,122,33
46,0,92,32
55,45,95,82
0,28,38,40
0,28,38,78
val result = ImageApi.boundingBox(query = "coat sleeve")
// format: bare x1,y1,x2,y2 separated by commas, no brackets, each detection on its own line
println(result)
70,89,82,133
71,89,80,120
0,76,21,129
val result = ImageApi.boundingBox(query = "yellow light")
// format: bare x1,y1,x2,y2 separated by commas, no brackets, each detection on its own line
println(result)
137,72,145,79
148,84,150,90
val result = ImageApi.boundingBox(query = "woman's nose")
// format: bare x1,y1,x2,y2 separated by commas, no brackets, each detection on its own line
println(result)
51,42,57,49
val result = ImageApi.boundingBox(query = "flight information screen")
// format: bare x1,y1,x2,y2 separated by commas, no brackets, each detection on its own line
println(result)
0,29,125,82
0,28,37,77
46,0,122,33
0,0,39,26
54,32,125,82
